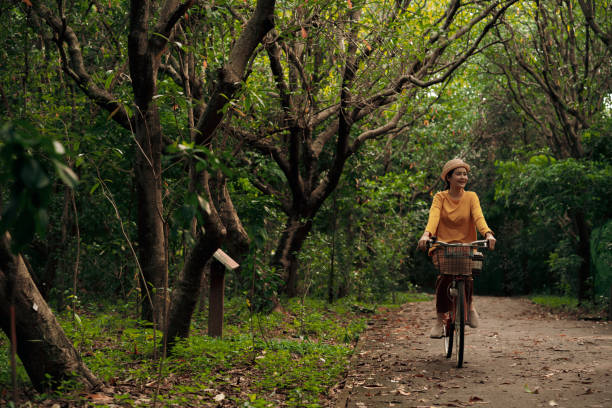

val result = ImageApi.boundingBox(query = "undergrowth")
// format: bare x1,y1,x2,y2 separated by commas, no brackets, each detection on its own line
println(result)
530,294,609,318
530,295,579,310
0,292,430,407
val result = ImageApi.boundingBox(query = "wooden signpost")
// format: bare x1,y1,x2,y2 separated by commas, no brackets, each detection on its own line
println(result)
208,249,239,338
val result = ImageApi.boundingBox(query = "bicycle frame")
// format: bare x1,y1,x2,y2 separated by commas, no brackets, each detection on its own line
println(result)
428,239,487,368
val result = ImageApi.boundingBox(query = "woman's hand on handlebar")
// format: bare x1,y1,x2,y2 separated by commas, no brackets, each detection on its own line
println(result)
418,232,431,251
485,232,496,250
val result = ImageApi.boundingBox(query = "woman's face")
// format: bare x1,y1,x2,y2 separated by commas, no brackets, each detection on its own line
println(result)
448,167,469,189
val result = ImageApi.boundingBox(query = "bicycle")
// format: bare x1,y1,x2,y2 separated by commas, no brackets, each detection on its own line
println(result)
427,238,487,368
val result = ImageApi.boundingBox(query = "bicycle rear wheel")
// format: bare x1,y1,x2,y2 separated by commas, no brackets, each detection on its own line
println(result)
455,280,465,368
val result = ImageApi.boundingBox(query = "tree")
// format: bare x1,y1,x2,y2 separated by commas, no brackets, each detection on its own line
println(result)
578,0,612,51
494,156,612,297
493,0,611,159
0,122,99,392
489,0,612,300
23,0,275,341
230,0,517,295
0,234,101,392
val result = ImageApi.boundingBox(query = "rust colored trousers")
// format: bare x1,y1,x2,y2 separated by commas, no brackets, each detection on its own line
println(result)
435,275,473,314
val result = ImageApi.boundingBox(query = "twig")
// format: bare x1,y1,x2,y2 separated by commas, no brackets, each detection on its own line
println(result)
93,165,158,351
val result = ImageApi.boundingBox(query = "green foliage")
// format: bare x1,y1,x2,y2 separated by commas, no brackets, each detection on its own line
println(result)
0,121,78,251
530,295,579,310
0,347,29,390
495,156,612,221
283,297,368,342
0,294,385,406
583,114,612,162
547,239,583,296
490,155,612,297
591,220,612,298
253,342,350,407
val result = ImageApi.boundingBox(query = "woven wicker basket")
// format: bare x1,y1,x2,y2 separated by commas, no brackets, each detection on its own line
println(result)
432,246,482,275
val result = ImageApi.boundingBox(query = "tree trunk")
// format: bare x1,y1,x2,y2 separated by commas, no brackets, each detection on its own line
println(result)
0,234,100,392
127,0,171,326
162,0,274,344
328,193,338,303
133,108,167,326
337,212,355,299
165,171,227,348
272,216,313,297
218,178,250,261
572,210,592,303
165,225,223,347
165,170,248,343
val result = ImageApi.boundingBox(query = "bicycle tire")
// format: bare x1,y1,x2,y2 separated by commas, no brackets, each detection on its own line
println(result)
444,318,453,358
455,280,465,368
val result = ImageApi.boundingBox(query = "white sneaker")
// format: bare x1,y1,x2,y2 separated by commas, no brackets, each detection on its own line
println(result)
430,321,444,338
468,309,480,328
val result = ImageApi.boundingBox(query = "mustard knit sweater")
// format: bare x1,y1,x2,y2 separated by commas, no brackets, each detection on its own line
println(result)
425,190,492,243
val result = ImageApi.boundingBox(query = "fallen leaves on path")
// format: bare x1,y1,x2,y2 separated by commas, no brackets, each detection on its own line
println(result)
332,297,612,408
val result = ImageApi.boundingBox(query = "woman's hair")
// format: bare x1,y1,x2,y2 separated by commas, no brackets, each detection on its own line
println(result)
445,168,456,190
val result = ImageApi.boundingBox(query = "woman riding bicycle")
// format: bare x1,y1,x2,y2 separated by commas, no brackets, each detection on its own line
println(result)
417,159,496,338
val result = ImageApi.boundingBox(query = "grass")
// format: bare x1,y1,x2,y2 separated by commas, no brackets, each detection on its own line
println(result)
530,294,609,319
530,295,579,310
0,291,429,407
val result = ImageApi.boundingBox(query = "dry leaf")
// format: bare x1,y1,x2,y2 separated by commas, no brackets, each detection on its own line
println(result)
86,393,114,403
396,388,411,396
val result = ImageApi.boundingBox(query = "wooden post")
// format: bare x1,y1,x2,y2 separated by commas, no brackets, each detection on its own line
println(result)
208,249,239,338
208,261,225,338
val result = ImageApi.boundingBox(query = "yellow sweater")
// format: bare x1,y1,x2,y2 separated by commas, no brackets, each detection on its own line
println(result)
425,190,492,243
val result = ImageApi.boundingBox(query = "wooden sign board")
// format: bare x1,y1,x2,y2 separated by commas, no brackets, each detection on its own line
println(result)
213,249,239,270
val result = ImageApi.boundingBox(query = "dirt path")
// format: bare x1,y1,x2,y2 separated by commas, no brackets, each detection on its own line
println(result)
330,297,612,408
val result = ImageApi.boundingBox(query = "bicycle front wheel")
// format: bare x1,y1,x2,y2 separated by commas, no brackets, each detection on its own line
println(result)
455,280,465,368
444,318,453,358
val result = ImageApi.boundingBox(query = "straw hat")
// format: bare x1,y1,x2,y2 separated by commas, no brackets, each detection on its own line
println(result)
441,159,470,181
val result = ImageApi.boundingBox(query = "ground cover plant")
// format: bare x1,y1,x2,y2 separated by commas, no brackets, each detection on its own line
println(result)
0,292,430,407
530,295,609,321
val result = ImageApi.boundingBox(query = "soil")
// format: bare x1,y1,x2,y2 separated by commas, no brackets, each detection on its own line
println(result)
329,297,612,408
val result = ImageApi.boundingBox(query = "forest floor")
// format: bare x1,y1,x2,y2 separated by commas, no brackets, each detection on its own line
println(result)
329,296,612,408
